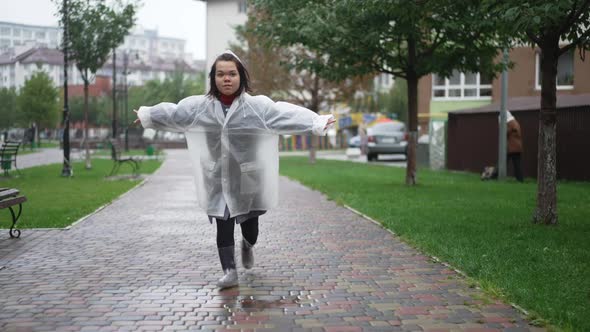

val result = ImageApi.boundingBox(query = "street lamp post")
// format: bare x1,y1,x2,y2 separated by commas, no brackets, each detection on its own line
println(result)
123,51,129,151
61,0,72,177
112,49,117,139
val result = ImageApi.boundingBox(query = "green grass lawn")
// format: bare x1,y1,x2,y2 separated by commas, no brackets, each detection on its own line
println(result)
0,158,162,229
92,148,162,157
280,157,590,331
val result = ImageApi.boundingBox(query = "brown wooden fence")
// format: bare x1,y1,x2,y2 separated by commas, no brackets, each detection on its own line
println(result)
447,98,590,181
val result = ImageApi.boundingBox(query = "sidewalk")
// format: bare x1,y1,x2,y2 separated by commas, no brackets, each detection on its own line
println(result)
0,149,542,331
17,147,64,169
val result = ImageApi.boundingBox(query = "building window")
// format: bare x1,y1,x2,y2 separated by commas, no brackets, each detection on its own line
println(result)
35,31,46,39
13,29,21,37
0,27,10,35
432,70,492,99
238,0,248,13
23,30,32,39
536,48,574,90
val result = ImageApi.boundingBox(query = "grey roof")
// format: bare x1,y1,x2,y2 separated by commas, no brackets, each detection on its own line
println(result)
450,94,590,114
20,48,64,66
0,47,63,66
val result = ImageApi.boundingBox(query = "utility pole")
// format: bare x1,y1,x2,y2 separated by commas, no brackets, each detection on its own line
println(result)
61,0,72,177
498,48,509,179
498,48,508,179
112,49,117,139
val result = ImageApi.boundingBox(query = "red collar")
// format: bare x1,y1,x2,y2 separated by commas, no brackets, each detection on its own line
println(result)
219,94,236,106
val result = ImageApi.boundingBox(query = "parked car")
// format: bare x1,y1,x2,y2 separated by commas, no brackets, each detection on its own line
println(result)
366,121,408,161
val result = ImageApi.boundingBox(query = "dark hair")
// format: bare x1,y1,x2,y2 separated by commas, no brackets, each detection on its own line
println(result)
207,53,252,98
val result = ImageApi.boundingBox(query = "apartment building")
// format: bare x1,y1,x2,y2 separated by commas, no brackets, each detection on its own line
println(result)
0,45,200,91
417,45,590,133
0,21,202,90
0,21,61,50
0,21,189,62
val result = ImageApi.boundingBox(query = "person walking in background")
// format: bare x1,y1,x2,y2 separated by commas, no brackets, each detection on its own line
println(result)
134,50,335,289
506,111,524,182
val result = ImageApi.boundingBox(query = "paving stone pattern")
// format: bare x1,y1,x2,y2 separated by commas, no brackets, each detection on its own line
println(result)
0,150,544,331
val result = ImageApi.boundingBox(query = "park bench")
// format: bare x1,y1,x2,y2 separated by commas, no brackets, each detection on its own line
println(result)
0,187,27,238
108,139,141,177
0,141,22,176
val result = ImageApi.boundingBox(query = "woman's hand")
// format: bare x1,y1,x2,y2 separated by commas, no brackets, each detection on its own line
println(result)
324,117,336,130
133,109,141,125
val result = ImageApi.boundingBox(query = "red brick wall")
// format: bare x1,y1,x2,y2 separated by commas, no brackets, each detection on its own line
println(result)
68,75,112,98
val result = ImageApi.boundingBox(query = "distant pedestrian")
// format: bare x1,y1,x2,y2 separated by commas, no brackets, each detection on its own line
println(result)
134,50,335,289
359,123,368,156
506,111,523,182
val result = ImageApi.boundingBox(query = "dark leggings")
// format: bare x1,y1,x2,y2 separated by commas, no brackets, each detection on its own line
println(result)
508,152,524,182
216,217,259,248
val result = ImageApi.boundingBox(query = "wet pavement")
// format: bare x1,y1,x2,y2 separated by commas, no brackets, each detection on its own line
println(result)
0,149,542,331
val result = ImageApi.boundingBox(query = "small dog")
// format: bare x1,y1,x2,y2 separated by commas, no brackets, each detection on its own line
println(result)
481,166,498,180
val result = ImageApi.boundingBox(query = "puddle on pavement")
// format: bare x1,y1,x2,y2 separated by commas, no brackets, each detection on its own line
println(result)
222,295,317,313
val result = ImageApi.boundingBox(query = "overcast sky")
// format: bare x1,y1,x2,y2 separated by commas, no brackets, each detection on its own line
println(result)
0,0,207,60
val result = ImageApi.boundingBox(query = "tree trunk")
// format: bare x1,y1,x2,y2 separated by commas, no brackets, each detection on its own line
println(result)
534,41,559,225
84,80,92,169
405,37,418,185
308,74,320,164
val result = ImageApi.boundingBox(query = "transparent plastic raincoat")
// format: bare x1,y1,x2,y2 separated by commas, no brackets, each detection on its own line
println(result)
137,93,334,218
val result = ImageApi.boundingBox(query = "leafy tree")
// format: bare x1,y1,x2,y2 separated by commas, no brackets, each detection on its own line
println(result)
56,0,137,168
489,1,590,225
67,95,111,126
253,0,505,184
365,79,408,123
387,78,408,123
128,71,206,115
16,72,60,140
0,88,18,130
233,9,372,162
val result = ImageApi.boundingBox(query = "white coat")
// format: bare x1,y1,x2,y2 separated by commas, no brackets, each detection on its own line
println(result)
137,93,334,218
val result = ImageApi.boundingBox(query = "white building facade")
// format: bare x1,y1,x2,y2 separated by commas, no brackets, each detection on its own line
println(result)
0,22,61,50
119,26,187,63
0,21,190,63
205,0,248,72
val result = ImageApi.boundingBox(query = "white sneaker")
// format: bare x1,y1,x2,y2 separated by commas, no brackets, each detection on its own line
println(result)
217,269,238,289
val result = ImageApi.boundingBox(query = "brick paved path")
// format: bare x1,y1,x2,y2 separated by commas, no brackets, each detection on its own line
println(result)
0,150,542,331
